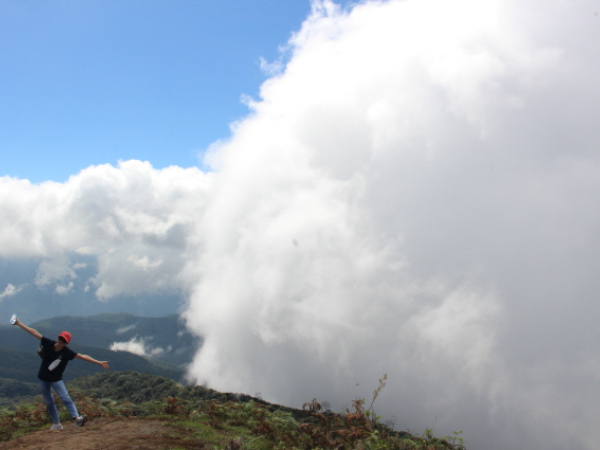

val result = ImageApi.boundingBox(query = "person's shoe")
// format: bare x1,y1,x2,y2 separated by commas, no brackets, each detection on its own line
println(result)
76,415,88,427
50,423,63,430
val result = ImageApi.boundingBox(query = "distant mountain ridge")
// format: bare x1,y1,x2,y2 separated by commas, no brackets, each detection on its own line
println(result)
0,313,203,403
1,313,202,366
0,344,184,383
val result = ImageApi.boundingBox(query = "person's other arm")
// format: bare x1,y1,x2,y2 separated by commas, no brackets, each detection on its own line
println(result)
13,319,42,340
75,354,109,370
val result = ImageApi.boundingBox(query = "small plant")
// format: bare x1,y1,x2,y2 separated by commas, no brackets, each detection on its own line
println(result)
224,437,244,450
366,373,387,428
164,397,187,415
302,398,322,414
117,400,139,417
0,410,17,441
72,392,105,419
441,430,466,449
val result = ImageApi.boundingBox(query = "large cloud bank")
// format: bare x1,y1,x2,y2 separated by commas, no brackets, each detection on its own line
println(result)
2,1,600,449
0,161,211,298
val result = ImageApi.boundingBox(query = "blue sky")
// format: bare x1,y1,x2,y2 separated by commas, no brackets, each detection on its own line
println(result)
0,0,336,183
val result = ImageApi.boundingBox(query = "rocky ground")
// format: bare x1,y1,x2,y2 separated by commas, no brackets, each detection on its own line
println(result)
0,417,198,450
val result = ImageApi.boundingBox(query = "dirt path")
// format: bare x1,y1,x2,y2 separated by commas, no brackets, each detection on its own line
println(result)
0,417,198,450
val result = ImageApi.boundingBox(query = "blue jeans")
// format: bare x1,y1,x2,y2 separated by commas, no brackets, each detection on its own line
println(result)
39,380,79,424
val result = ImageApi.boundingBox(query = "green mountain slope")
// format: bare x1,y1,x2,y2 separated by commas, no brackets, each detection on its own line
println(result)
0,377,39,407
0,346,185,385
0,313,198,404
0,378,39,398
1,372,455,450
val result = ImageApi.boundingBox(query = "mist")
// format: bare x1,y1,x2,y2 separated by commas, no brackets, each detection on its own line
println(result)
2,0,600,449
183,1,600,449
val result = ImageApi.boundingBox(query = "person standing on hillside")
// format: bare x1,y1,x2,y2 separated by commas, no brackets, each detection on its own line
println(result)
12,318,109,430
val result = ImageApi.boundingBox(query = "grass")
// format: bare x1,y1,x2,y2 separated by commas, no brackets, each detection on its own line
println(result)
0,374,466,450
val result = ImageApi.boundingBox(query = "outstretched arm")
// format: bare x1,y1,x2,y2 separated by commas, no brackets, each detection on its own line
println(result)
13,319,42,340
75,353,109,370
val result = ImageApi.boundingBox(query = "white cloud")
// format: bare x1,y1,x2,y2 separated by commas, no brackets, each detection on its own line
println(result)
0,161,212,299
55,281,74,295
116,324,137,335
259,56,285,77
183,1,600,450
0,283,24,301
35,256,76,288
110,336,165,358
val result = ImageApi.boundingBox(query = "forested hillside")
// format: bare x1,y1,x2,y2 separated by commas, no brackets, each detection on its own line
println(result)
0,314,194,406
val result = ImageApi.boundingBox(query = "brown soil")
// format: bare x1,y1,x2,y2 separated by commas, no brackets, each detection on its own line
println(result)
0,417,199,450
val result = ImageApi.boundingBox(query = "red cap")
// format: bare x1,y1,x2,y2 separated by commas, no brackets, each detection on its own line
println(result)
59,331,72,344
